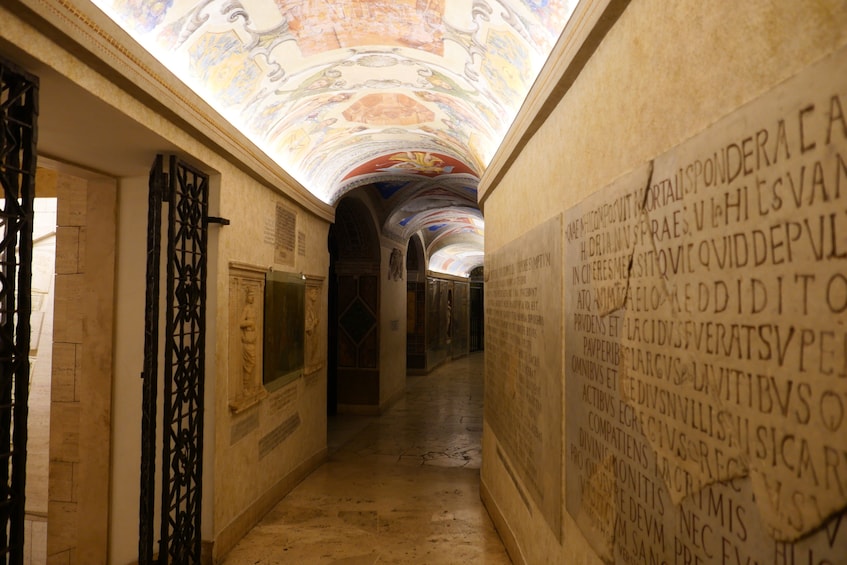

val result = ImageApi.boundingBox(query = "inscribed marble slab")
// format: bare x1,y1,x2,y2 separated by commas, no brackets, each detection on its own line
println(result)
258,413,301,460
564,46,847,564
485,214,563,540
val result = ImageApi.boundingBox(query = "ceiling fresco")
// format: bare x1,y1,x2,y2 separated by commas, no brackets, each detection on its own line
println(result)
93,0,577,275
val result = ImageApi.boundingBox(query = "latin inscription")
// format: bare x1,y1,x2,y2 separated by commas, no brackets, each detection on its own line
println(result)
486,215,562,539
258,413,301,460
298,230,306,256
269,382,298,415
565,48,847,563
274,203,296,266
230,410,259,446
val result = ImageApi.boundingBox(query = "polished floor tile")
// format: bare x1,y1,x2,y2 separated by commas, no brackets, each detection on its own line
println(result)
221,352,511,564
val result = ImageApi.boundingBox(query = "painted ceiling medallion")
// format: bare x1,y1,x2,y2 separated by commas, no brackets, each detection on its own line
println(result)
342,94,435,126
279,0,446,57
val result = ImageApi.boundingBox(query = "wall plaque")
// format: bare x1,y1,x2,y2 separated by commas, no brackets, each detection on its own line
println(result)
269,382,298,415
304,275,325,378
274,203,297,267
263,270,305,390
297,230,306,256
230,410,259,446
258,413,301,460
564,47,847,563
486,214,563,539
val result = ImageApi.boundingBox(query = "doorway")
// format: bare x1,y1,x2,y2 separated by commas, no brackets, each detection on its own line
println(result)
326,196,381,413
405,236,426,372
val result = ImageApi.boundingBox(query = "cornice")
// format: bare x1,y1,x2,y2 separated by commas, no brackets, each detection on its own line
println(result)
478,0,632,209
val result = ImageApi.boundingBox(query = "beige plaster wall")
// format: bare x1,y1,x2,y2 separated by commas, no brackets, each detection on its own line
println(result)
108,156,331,565
379,241,408,411
110,175,148,565
0,5,332,564
480,1,847,564
106,140,331,565
211,164,330,561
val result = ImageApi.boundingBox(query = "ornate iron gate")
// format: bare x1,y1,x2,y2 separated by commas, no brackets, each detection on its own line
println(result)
140,155,209,564
0,57,38,565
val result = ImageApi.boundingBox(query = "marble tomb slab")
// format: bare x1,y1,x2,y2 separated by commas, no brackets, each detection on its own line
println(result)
564,45,847,564
485,214,563,540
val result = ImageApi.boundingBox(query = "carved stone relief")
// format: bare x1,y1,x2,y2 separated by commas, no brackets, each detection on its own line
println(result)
304,275,325,378
388,247,404,281
229,262,269,413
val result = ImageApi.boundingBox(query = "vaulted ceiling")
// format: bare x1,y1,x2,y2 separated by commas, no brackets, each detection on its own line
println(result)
93,0,576,275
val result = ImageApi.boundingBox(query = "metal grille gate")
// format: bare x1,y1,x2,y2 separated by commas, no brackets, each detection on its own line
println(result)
0,57,38,565
140,155,209,564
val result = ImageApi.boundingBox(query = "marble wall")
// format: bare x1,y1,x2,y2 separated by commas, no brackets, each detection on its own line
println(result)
379,241,408,411
480,1,847,564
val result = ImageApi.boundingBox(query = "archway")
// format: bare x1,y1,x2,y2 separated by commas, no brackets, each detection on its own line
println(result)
327,197,382,413
405,235,426,372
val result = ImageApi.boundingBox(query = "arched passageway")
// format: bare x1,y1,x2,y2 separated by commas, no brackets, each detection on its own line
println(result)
327,197,382,414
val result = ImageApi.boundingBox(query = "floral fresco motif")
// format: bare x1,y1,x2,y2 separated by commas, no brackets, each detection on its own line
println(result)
343,152,477,181
522,0,578,36
188,31,262,106
92,0,578,275
94,0,572,202
481,28,533,107
113,0,173,32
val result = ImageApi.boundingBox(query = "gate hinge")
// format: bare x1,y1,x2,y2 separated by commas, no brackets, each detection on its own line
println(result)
207,216,230,226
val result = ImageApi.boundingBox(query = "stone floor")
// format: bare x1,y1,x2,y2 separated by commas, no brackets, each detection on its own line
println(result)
221,352,512,565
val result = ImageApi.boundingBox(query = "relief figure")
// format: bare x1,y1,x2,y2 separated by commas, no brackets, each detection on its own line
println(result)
305,283,322,372
240,286,258,393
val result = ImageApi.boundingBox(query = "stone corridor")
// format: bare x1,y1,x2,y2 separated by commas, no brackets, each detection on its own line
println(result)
221,353,511,564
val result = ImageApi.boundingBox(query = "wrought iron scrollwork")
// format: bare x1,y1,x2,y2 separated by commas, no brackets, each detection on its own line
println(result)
140,155,208,564
0,56,38,565
139,155,165,564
